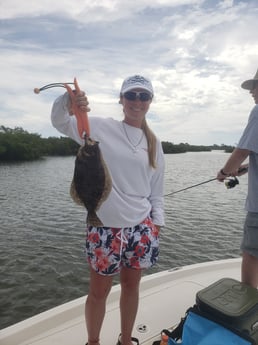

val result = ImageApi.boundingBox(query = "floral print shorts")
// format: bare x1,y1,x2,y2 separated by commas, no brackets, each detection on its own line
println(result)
85,217,159,275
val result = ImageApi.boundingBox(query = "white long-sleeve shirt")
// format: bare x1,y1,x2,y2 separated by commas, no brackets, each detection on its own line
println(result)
51,93,165,227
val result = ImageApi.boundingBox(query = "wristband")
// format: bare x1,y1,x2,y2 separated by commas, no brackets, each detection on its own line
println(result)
220,169,228,176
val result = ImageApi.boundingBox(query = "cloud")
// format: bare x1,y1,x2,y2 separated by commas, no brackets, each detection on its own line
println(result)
0,0,257,145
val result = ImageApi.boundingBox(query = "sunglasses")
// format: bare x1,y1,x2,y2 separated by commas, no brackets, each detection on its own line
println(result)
123,91,152,102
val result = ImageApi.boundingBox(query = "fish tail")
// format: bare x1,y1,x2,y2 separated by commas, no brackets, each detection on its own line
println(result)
87,212,104,227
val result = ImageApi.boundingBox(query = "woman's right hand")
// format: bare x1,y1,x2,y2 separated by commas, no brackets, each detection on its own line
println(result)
66,78,91,115
65,78,91,138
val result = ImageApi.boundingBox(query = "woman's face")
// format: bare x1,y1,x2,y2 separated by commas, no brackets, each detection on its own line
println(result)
120,88,152,127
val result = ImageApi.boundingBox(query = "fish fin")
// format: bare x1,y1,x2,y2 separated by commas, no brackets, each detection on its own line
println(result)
99,152,113,203
87,212,104,227
70,179,84,206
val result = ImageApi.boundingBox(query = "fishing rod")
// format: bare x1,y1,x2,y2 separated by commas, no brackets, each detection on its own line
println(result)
164,166,248,197
33,82,74,94
164,177,217,196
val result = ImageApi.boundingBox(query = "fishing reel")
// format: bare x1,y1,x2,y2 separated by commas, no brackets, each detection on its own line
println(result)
225,176,239,189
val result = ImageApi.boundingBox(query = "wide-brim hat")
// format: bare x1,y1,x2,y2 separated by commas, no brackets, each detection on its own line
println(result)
241,69,258,90
120,75,154,95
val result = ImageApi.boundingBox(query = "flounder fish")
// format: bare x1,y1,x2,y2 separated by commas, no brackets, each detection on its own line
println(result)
70,136,112,227
63,78,112,226
34,78,111,226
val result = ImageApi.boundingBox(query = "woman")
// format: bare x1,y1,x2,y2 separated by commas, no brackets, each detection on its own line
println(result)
51,75,165,345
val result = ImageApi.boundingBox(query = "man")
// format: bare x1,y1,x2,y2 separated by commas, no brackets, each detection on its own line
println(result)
217,68,258,288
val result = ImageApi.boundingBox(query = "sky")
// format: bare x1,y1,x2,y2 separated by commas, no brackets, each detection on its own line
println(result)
1,0,258,145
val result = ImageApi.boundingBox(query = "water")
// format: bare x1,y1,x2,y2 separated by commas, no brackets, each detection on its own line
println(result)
0,152,247,329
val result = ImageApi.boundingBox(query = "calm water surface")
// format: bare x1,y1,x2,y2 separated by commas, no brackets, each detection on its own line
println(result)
0,152,247,329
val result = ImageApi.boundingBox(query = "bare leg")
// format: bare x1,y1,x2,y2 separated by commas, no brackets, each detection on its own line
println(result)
119,267,142,345
241,251,258,288
85,268,113,345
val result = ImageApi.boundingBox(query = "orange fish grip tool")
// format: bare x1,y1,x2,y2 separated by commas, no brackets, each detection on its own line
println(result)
34,78,90,139
64,78,90,140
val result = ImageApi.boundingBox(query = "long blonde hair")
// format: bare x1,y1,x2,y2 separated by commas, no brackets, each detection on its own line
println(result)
119,91,157,168
141,118,157,169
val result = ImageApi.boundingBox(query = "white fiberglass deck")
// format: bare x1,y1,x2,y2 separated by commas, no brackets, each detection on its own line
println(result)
0,258,241,345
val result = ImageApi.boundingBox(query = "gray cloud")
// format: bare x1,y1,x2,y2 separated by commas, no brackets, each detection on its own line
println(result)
0,0,257,145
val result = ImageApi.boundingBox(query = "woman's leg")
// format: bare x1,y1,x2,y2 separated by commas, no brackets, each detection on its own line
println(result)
119,267,142,345
85,268,113,345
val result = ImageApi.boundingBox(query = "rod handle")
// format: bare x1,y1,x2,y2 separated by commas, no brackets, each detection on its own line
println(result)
238,166,248,174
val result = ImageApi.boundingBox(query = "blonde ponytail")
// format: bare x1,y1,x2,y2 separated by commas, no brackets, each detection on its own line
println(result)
141,118,157,169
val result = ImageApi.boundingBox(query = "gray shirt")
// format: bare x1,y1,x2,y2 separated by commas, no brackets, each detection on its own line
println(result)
237,104,258,212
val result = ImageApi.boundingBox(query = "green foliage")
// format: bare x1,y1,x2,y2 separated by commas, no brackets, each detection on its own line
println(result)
0,126,79,162
161,141,235,154
162,141,187,153
0,126,44,161
42,137,79,156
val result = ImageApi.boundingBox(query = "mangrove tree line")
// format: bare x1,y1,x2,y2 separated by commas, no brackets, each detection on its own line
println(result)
0,126,234,162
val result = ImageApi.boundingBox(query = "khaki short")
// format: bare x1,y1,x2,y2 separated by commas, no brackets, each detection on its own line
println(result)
241,212,258,258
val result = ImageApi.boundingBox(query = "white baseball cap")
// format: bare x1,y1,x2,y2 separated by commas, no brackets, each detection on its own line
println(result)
120,75,154,95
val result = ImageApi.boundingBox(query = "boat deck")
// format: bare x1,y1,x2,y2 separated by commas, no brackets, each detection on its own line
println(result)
0,258,241,345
